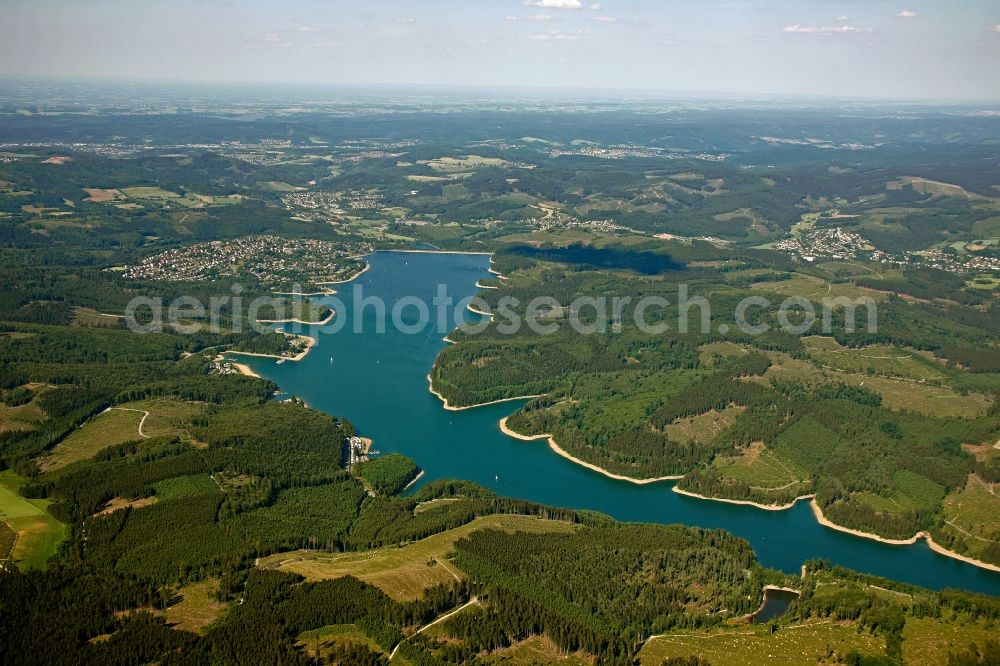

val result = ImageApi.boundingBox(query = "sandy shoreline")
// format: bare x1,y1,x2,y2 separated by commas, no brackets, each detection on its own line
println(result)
670,487,1000,572
808,499,1000,572
245,249,1000,576
272,287,337,296
466,302,494,320
384,249,492,256
673,487,815,512
808,499,920,545
227,334,316,363
256,310,335,326
229,362,261,379
317,262,371,285
497,417,681,485
475,280,499,290
427,374,540,411
401,469,426,493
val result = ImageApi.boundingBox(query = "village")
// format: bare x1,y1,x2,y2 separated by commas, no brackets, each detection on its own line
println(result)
774,226,1000,275
121,234,372,285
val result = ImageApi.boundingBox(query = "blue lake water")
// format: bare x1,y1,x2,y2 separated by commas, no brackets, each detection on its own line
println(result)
231,250,1000,596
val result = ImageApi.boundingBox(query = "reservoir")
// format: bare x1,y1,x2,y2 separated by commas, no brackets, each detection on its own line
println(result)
752,588,800,624
233,250,1000,596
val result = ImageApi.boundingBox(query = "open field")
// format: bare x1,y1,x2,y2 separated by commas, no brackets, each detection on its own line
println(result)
901,617,999,665
93,496,157,517
406,174,455,183
857,375,991,418
714,442,808,491
41,398,206,471
163,579,229,634
418,155,510,173
638,622,886,666
258,514,579,601
851,469,946,517
153,474,220,501
0,470,66,569
0,388,48,434
477,635,594,665
41,408,145,471
71,307,124,328
664,406,744,444
258,180,305,192
754,351,991,418
120,186,180,199
888,176,984,200
937,474,1000,563
750,274,886,302
298,624,387,661
698,341,751,365
966,273,1000,290
0,521,15,560
82,188,123,202
116,186,241,208
803,338,948,382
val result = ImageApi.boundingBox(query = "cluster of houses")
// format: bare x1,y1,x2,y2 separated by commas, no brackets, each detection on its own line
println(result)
775,226,1000,276
122,234,372,285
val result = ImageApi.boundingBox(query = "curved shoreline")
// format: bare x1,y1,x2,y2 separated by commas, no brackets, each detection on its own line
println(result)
272,287,337,296
497,417,681,485
228,361,261,379
809,499,1000,573
427,375,540,411
808,499,921,546
317,262,370,285
669,486,1000,573
256,310,335,326
475,280,499,290
673,487,815,512
466,302,494,320
380,249,492,256
401,469,426,493
740,584,803,623
226,334,316,363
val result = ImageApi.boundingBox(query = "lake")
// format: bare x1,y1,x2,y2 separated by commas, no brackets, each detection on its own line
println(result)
232,250,1000,596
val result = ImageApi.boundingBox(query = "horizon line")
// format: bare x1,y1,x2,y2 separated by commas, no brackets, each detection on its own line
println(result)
3,73,1000,106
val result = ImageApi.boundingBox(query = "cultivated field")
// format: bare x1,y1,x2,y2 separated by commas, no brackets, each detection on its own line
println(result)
82,188,124,203
257,514,579,601
0,470,66,569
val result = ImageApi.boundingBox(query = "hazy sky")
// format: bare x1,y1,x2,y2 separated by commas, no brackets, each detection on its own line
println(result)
3,0,1000,100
